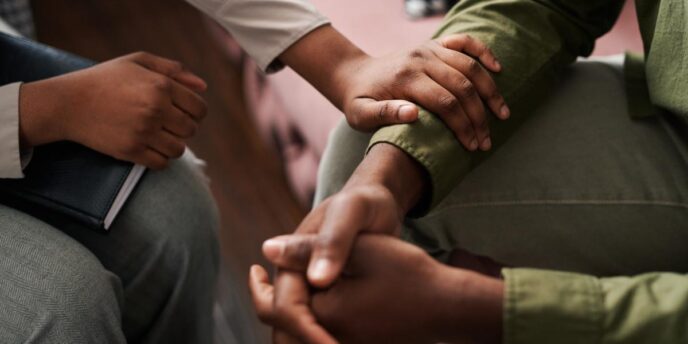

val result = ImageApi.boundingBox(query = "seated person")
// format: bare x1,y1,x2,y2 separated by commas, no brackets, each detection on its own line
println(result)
252,0,688,342
0,34,219,343
0,0,512,340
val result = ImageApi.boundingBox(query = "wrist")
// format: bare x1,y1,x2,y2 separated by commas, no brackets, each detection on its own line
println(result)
344,142,428,215
433,266,504,344
279,25,369,110
18,79,68,148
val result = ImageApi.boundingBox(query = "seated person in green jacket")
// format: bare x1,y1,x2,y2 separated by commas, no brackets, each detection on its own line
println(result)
251,0,688,343
0,7,511,340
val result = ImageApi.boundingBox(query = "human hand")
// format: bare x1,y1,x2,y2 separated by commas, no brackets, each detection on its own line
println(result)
19,52,207,169
248,142,426,344
280,26,508,152
275,182,402,288
251,234,504,344
337,34,509,152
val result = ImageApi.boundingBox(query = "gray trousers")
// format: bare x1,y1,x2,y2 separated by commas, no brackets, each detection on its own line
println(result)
316,57,688,277
0,152,220,343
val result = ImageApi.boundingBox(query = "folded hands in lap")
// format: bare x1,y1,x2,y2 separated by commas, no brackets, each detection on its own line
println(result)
250,234,504,344
250,143,504,343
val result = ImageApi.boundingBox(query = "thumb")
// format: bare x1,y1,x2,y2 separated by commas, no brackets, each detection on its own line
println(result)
248,265,275,324
347,98,419,130
262,234,316,271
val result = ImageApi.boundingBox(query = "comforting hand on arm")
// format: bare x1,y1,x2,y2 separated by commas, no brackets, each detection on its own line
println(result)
187,0,511,152
279,25,510,151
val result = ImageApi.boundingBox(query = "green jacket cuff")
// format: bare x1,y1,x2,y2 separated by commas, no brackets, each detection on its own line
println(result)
367,108,470,215
502,268,604,344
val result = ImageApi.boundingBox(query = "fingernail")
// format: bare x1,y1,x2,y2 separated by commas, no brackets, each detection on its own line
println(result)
469,138,479,151
481,137,492,151
500,104,510,119
399,105,417,121
494,60,502,70
262,239,285,261
309,259,330,282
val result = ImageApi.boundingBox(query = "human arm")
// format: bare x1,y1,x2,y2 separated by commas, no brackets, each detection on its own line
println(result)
257,233,688,344
370,0,626,212
185,0,510,150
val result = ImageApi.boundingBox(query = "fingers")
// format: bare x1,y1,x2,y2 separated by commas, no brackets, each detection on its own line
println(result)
128,51,207,92
346,98,419,131
169,79,207,121
149,129,186,159
403,76,479,151
161,104,198,138
133,149,169,170
294,199,330,235
249,265,275,323
251,266,337,344
432,47,510,120
423,62,491,150
306,194,377,288
437,34,501,73
263,234,316,271
273,271,338,344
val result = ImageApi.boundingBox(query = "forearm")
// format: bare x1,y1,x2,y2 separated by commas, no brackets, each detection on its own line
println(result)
343,142,429,215
435,266,504,344
369,0,624,213
278,24,367,111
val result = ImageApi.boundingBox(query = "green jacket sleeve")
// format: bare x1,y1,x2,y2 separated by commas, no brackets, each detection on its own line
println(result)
368,0,624,214
502,268,688,343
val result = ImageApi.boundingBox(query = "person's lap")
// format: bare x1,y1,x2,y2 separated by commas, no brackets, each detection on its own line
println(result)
316,57,688,277
0,152,220,343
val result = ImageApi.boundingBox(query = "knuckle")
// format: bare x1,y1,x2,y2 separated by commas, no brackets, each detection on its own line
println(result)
464,58,481,75
315,234,340,255
458,79,477,97
378,102,391,121
141,102,163,118
347,114,362,129
129,51,149,60
393,63,416,81
171,143,185,158
438,95,459,112
169,61,183,73
151,76,173,92
407,48,426,60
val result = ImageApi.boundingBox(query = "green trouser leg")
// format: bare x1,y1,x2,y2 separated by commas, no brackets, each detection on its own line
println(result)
316,57,688,277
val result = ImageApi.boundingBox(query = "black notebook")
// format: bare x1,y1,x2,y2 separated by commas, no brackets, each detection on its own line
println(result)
0,143,146,232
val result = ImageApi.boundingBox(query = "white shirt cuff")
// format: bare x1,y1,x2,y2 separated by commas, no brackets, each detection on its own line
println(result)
0,82,28,178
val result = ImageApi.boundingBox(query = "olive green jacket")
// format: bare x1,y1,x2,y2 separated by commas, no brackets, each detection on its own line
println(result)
367,1,688,342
